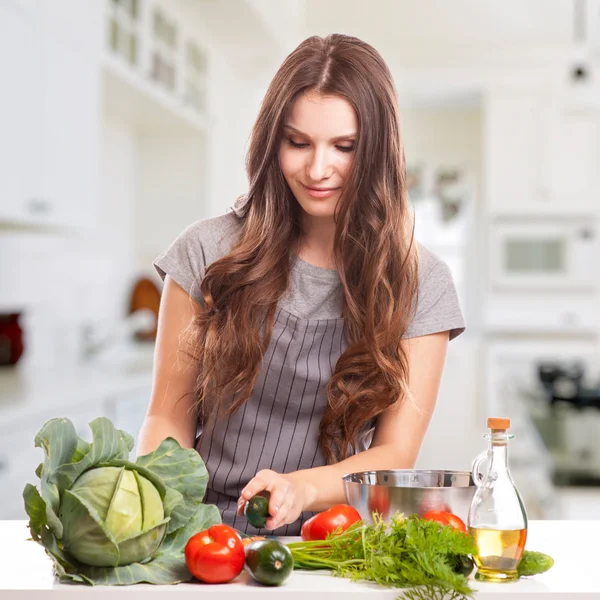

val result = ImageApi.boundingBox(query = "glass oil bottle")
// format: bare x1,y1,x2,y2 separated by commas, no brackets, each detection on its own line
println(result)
467,417,528,582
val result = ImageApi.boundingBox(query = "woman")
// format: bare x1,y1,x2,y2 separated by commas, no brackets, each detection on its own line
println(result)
138,34,465,536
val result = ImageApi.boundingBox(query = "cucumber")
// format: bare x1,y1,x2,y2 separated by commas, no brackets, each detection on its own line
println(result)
244,539,293,586
518,550,554,576
244,495,270,528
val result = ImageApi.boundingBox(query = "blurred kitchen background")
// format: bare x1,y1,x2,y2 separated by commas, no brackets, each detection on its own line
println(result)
1,0,600,520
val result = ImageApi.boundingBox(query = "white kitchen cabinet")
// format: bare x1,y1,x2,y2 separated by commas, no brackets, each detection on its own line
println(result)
0,3,43,225
485,88,600,217
535,99,599,212
38,33,100,230
0,2,100,230
485,90,536,215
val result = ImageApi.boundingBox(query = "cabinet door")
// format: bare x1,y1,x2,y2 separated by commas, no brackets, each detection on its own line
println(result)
39,34,100,229
536,102,599,213
0,3,43,224
485,90,537,215
486,89,600,217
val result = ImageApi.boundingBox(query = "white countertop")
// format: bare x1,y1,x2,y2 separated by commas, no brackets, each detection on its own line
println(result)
1,519,597,598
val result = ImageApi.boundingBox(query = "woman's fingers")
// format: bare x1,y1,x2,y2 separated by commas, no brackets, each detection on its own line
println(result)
267,480,290,519
240,469,276,502
266,492,297,530
237,469,304,528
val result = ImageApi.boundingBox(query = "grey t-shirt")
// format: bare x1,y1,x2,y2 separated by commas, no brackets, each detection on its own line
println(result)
154,211,465,535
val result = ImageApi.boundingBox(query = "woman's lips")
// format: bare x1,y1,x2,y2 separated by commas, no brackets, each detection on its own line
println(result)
302,184,340,198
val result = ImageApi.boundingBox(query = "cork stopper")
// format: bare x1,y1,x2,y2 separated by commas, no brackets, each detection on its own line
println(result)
488,417,510,431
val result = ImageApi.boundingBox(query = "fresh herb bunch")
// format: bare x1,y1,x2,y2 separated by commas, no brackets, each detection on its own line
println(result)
287,512,478,600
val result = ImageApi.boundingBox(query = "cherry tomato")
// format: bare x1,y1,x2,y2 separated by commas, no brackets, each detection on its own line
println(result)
184,524,245,583
301,504,362,541
421,509,468,533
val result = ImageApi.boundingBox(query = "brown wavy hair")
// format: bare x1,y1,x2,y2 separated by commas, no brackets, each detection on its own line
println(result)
187,34,419,464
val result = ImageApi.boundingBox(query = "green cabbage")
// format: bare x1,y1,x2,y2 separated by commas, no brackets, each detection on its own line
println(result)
23,417,221,585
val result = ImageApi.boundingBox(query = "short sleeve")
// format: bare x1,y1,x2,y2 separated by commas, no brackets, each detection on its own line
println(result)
153,222,208,305
403,255,466,341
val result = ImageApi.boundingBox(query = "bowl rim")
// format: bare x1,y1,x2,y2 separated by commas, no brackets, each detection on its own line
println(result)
341,469,475,488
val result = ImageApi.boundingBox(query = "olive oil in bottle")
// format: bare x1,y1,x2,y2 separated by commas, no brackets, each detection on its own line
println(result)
467,418,528,583
468,527,527,582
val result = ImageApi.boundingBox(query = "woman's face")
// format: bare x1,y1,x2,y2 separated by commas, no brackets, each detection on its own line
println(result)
279,91,357,220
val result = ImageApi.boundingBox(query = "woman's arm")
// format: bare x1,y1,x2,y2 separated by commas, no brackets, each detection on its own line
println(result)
238,330,449,527
136,275,201,456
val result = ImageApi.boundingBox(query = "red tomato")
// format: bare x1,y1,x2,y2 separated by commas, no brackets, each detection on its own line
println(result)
421,510,467,533
418,499,452,515
184,524,245,583
301,504,362,541
367,487,391,518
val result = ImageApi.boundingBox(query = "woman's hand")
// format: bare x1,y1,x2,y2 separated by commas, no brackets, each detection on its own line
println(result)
236,469,317,530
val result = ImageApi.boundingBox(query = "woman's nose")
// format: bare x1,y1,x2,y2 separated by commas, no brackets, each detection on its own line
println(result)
306,148,331,181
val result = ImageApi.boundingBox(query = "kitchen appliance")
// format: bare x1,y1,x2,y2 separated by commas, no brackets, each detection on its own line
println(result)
489,219,598,290
485,339,600,491
342,469,475,525
537,360,600,407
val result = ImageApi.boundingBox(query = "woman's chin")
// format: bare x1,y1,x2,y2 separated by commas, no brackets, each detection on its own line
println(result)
296,198,338,220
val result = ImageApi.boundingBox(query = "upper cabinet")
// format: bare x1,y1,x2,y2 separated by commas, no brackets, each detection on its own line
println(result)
0,3,44,226
535,101,599,208
0,1,102,230
0,0,215,230
101,0,210,133
37,33,101,230
485,88,600,217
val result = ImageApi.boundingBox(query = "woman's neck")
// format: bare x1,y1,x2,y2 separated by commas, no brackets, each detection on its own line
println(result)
298,213,336,270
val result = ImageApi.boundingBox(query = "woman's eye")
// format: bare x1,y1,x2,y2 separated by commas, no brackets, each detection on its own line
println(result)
287,139,308,148
286,139,354,152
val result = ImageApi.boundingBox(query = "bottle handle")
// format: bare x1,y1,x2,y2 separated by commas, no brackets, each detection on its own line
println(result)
471,450,489,487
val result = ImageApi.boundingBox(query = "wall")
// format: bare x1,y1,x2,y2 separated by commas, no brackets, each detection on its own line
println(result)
400,102,485,470
401,102,482,322
205,51,265,217
97,116,137,318
134,132,207,274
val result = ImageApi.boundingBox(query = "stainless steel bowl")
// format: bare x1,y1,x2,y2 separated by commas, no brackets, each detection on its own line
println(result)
343,469,476,524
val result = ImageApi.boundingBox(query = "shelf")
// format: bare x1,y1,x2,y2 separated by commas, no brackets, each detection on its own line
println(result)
102,54,210,135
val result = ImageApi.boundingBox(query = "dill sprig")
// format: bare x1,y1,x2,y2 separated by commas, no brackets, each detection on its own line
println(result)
287,513,478,600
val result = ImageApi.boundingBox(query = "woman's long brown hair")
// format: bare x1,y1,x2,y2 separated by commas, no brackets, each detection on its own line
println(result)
187,34,419,464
